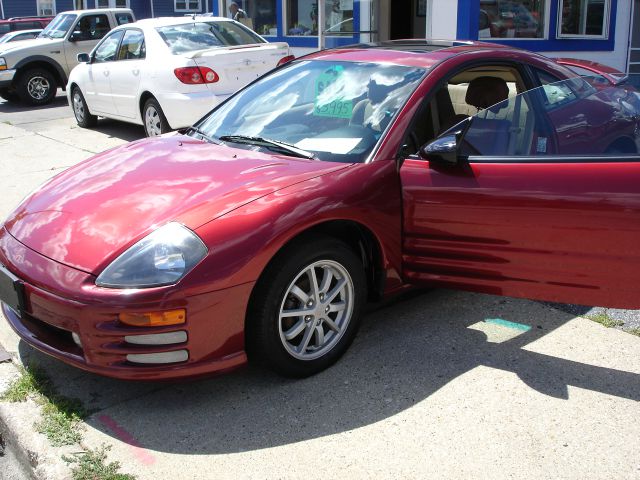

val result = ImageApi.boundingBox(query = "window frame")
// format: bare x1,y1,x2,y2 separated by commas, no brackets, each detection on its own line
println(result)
174,0,202,12
116,28,146,61
92,29,125,63
36,0,57,16
556,0,611,39
96,0,130,7
478,0,552,41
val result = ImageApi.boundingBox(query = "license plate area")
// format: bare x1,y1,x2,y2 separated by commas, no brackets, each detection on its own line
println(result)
0,265,25,314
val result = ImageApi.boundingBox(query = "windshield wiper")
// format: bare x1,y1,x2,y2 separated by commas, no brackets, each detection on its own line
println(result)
185,126,220,145
219,135,316,160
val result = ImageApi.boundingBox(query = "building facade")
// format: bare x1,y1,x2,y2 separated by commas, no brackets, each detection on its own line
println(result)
1,0,638,72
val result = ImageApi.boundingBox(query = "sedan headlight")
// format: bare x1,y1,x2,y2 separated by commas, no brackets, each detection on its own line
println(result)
0,58,7,71
96,222,207,289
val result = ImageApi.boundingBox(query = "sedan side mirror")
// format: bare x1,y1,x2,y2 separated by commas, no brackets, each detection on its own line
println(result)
77,53,90,63
419,134,459,165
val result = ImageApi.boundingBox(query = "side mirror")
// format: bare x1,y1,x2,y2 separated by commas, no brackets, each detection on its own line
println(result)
69,32,81,42
77,53,90,63
419,134,459,165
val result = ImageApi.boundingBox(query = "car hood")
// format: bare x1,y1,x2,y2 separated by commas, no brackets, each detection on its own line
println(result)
0,37,54,56
5,135,349,274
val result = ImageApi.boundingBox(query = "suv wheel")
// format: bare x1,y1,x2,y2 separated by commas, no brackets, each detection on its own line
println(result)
17,68,57,105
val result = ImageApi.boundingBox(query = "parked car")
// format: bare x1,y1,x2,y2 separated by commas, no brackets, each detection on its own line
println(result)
0,29,43,44
1,40,639,381
0,16,52,38
0,8,134,105
67,17,293,137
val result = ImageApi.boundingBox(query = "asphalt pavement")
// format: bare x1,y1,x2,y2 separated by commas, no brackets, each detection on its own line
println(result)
0,93,639,480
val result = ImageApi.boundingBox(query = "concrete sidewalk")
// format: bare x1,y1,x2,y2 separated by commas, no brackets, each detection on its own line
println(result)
0,101,639,480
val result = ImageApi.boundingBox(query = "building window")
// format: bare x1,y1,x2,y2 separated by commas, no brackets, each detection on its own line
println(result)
221,1,277,36
478,0,547,39
287,0,354,36
175,0,202,11
96,0,130,7
37,0,56,15
558,0,609,37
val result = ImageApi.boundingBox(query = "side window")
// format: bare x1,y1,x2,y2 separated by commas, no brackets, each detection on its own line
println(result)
536,69,577,110
404,65,526,154
116,13,134,26
93,30,124,63
117,30,145,60
72,14,111,41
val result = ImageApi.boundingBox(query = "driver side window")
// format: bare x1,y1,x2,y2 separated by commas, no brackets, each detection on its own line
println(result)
72,14,110,41
93,30,124,63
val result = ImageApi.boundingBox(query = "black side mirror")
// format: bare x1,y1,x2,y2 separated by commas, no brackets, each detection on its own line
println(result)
69,31,81,42
77,53,90,63
419,118,471,166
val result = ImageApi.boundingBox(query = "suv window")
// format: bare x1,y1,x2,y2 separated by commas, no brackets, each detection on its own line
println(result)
15,22,41,30
117,30,145,60
72,14,111,41
116,13,134,25
94,30,124,62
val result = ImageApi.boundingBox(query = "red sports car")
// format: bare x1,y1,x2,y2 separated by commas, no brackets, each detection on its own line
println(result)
1,40,639,380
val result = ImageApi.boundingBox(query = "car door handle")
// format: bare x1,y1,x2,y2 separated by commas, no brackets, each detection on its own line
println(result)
103,70,109,77
132,69,140,76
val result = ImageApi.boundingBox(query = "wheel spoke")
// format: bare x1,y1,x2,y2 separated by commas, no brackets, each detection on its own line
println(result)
307,266,320,299
289,285,309,303
284,318,306,340
280,307,310,318
314,324,325,347
329,301,346,313
323,316,341,333
326,278,346,303
318,266,334,294
297,324,315,354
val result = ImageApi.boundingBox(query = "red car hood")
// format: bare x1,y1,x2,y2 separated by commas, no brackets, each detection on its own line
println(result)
5,135,348,274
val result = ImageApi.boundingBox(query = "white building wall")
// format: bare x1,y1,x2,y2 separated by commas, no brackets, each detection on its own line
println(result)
430,0,458,39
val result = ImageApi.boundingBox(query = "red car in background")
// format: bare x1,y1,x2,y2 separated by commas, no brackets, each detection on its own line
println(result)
1,40,639,381
0,16,53,38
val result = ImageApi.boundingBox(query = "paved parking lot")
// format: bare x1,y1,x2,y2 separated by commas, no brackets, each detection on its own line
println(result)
0,94,639,479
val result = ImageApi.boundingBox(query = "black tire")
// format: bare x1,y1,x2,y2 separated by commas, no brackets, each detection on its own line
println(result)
0,88,20,103
246,236,366,378
142,98,171,137
17,68,57,105
71,87,97,128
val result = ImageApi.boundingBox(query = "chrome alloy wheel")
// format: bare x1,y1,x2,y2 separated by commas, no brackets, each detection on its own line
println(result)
278,260,354,361
145,105,162,136
72,91,85,122
27,75,51,101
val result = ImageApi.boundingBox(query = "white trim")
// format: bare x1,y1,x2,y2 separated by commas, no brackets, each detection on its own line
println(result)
36,0,57,16
174,0,202,12
95,0,131,7
556,0,611,39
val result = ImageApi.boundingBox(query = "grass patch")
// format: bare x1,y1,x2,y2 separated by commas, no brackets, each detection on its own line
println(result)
64,445,136,480
1,363,86,446
586,311,624,328
627,327,640,337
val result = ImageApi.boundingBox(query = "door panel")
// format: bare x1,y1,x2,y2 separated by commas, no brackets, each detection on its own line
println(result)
110,30,145,118
400,75,640,309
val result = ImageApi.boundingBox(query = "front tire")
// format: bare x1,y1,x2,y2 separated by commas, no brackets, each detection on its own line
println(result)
142,98,171,137
0,88,20,103
247,236,366,378
17,68,57,105
71,87,97,128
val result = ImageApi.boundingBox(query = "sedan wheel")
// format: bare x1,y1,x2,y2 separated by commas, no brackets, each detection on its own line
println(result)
143,98,171,137
247,236,366,377
72,87,97,128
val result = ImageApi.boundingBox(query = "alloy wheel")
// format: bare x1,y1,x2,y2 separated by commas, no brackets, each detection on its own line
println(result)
72,91,85,123
145,105,162,136
27,76,51,101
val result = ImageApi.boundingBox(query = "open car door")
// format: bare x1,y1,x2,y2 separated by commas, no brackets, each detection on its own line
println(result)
400,75,640,309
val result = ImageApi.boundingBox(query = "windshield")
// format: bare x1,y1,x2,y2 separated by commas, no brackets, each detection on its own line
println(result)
196,60,426,163
157,21,264,54
40,13,77,39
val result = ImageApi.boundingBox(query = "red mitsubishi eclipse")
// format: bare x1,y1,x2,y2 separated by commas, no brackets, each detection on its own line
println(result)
1,40,639,380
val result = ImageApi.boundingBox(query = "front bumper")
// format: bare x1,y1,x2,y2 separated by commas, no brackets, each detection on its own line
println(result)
156,90,230,130
0,68,16,89
0,228,252,381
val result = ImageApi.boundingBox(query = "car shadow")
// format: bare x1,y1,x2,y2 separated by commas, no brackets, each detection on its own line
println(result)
0,94,69,113
91,118,146,142
16,289,640,455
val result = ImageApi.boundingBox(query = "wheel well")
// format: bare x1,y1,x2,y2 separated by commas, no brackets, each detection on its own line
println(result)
139,91,155,116
605,137,637,154
17,61,65,89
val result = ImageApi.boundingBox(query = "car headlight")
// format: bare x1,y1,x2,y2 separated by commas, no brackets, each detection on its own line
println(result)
96,222,207,289
0,58,7,71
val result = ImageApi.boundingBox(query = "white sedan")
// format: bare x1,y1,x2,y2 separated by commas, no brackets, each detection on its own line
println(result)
67,17,292,136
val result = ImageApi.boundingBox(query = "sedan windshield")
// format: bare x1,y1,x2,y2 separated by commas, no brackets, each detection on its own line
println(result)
40,13,77,39
157,21,264,54
196,60,426,163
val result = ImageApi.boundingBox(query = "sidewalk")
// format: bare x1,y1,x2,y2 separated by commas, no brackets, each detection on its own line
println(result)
0,113,639,480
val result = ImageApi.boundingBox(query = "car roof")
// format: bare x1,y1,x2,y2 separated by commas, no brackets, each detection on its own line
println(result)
303,39,522,69
132,16,233,28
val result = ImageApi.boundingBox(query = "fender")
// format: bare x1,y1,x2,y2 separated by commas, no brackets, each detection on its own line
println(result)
14,55,68,87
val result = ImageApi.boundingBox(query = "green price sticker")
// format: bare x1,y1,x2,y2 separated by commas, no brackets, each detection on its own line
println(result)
314,66,353,119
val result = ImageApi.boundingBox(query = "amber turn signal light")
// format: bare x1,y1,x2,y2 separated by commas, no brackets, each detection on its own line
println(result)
119,309,186,327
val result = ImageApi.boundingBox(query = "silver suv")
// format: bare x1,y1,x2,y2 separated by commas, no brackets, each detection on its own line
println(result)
0,8,134,105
